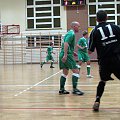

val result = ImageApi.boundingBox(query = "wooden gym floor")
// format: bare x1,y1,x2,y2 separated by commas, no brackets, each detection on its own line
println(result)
0,62,120,120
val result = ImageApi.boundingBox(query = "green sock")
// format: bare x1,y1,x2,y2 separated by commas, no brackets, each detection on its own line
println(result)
60,76,66,90
41,61,45,65
76,65,81,71
72,75,78,90
87,65,90,75
78,65,81,71
51,61,53,66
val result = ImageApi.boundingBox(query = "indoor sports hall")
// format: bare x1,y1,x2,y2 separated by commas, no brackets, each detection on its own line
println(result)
0,0,120,120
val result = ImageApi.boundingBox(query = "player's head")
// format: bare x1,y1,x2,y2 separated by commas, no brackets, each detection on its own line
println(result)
50,42,54,46
71,21,80,33
82,30,88,37
96,10,107,22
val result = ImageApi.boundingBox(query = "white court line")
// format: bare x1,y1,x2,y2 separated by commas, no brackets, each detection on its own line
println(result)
14,70,62,97
1,84,120,87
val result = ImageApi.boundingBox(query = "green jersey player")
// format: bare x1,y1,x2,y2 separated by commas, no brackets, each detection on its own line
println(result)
59,21,84,95
41,42,55,68
77,30,93,78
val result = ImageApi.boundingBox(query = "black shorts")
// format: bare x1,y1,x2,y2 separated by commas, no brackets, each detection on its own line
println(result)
99,54,120,81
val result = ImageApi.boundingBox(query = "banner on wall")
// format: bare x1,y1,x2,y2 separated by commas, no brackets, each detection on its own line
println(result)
88,27,97,61
88,27,94,36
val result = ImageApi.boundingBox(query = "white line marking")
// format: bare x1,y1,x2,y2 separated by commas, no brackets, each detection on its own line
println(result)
1,84,119,87
14,70,62,97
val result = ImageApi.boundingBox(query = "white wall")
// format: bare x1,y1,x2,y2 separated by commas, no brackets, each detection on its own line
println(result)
61,6,67,32
0,0,67,33
0,0,26,32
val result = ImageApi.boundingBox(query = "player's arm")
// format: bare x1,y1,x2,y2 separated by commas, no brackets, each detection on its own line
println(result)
73,51,78,56
77,38,87,50
62,32,72,63
52,50,55,54
52,52,55,54
77,43,86,49
62,42,69,63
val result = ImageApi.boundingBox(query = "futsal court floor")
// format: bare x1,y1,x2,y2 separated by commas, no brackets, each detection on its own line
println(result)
0,62,120,120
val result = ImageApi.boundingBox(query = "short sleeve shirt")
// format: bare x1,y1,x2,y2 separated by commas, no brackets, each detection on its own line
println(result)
61,29,75,54
77,37,88,53
47,46,53,55
88,22,120,60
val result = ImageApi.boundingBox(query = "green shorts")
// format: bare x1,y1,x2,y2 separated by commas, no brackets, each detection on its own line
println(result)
59,52,78,70
78,51,90,62
46,55,54,62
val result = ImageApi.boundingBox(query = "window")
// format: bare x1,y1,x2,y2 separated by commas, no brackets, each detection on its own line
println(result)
27,35,62,48
117,16,120,25
88,0,119,27
27,0,33,5
27,8,34,17
26,0,61,30
89,17,96,26
98,4,114,9
27,19,34,29
89,5,96,15
89,0,96,2
27,37,34,47
117,4,120,13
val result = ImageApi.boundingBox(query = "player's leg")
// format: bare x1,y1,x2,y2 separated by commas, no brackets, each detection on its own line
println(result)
41,61,46,68
41,56,49,68
71,68,84,95
50,56,55,68
93,60,111,112
93,80,106,111
77,60,82,71
59,52,69,94
50,61,54,68
77,53,83,71
66,54,84,95
86,60,93,78
59,69,70,94
84,53,93,78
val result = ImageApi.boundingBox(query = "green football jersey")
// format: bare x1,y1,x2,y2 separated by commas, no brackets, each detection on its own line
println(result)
61,30,75,54
47,46,53,55
77,37,88,53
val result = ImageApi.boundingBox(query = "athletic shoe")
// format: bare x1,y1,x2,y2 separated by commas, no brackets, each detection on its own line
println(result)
87,75,93,78
59,90,70,95
50,66,55,68
93,102,100,112
41,64,43,68
72,89,84,95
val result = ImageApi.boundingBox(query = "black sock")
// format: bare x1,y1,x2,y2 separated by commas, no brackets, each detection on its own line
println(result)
95,81,106,102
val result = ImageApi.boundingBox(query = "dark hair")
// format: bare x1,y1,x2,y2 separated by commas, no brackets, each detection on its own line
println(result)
82,30,88,36
96,10,107,22
50,42,54,46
